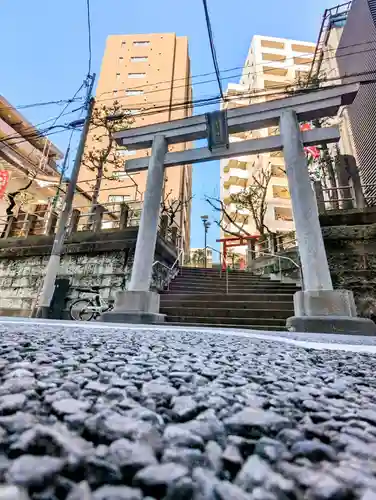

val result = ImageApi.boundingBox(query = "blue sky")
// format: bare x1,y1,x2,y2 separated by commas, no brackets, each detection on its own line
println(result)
1,0,334,251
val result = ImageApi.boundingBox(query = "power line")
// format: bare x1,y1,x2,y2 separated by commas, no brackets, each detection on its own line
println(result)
105,69,376,125
49,82,86,129
0,124,80,148
86,0,93,76
95,44,376,110
96,41,376,106
201,0,224,99
0,80,89,146
0,97,84,113
95,39,376,102
0,105,86,146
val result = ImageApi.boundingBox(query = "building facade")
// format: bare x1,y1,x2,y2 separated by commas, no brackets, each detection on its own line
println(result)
78,33,193,253
335,0,376,203
0,95,64,237
220,36,315,246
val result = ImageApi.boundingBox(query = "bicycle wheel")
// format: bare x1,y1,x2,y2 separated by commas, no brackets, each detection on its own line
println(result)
69,299,95,321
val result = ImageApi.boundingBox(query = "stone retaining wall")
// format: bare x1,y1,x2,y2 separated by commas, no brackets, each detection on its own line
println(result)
250,207,376,321
0,227,176,317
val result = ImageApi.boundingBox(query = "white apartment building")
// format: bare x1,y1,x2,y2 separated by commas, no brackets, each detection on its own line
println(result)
220,35,316,245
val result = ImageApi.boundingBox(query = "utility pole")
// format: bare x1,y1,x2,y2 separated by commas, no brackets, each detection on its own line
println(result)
36,75,96,318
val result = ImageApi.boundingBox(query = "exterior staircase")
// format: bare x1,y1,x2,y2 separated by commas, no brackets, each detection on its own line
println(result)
160,267,300,330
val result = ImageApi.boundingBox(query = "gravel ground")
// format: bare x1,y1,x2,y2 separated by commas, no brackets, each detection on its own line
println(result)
0,322,375,499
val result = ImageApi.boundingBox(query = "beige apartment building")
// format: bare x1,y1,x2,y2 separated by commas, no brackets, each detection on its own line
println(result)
78,33,193,252
220,35,316,248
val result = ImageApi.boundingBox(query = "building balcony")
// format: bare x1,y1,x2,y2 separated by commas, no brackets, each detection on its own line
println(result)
272,185,290,200
228,212,248,224
223,159,248,173
223,175,248,190
274,206,293,222
263,66,289,77
271,164,286,177
260,39,286,51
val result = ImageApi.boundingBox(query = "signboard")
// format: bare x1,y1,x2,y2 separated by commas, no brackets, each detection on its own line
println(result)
0,170,10,200
206,111,229,152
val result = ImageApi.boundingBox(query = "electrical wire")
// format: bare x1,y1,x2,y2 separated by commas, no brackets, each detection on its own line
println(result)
201,0,224,99
0,97,84,113
86,0,93,76
49,82,86,129
96,39,376,102
0,124,79,148
104,70,376,125
97,49,376,117
3,66,376,151
2,64,375,154
95,43,376,108
0,105,86,146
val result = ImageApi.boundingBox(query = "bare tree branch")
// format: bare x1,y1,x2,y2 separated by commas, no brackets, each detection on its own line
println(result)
82,101,135,220
160,190,193,229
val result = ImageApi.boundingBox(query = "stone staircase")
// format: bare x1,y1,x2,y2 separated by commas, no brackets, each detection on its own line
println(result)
160,267,300,330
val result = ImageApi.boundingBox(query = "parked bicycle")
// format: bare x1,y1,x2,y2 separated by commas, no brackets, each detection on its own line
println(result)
69,286,114,321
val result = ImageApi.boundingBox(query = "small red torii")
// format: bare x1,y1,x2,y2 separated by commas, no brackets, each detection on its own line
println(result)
216,234,259,270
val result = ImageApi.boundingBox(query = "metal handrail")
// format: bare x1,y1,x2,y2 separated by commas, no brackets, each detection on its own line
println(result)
206,245,222,278
253,250,304,290
152,248,184,290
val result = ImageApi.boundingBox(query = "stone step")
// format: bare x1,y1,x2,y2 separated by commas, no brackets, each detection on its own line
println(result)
165,321,287,331
160,307,293,319
171,278,299,287
164,315,286,327
168,284,299,293
173,276,275,284
178,270,271,277
159,299,294,310
160,292,295,301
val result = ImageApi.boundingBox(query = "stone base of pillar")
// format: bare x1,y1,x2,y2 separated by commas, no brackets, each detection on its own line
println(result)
101,290,165,324
287,316,376,335
286,289,376,335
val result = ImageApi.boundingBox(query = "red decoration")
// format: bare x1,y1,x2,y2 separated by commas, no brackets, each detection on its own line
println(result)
300,123,321,160
0,171,9,200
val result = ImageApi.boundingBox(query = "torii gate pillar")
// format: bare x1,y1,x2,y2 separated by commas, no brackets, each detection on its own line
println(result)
102,134,167,324
280,110,375,335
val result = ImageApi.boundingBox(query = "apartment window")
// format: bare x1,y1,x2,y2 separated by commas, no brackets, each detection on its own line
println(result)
273,185,290,199
292,43,315,54
128,73,146,79
108,195,131,203
121,41,126,48
113,90,118,96
274,207,293,222
293,56,312,66
263,66,288,77
271,165,286,177
119,56,124,63
125,89,144,96
116,73,120,79
261,39,285,50
133,41,150,46
131,56,148,63
262,53,286,62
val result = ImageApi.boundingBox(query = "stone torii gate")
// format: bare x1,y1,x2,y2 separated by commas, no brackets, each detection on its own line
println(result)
102,83,375,335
